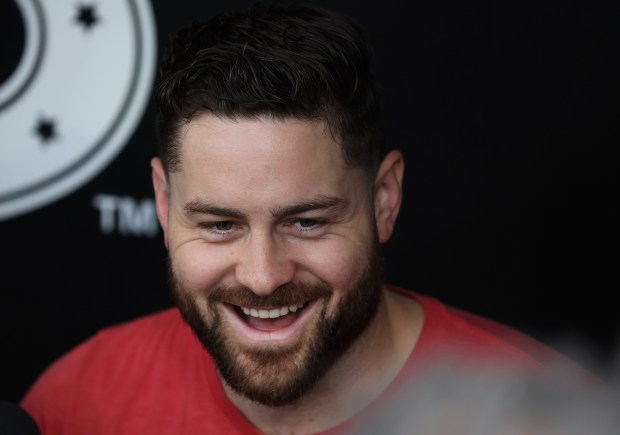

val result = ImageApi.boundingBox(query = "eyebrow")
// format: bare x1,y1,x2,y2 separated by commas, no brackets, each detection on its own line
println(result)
183,195,348,221
184,201,245,219
270,195,348,221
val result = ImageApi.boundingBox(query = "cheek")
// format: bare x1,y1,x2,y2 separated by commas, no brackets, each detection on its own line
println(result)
172,244,233,294
299,240,367,291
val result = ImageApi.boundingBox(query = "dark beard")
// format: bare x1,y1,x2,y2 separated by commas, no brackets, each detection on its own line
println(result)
169,240,384,407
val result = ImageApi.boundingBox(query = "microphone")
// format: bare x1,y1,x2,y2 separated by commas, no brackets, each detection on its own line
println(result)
0,401,41,435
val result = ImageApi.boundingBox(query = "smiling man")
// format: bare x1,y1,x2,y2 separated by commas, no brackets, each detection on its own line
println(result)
20,4,586,435
157,115,401,410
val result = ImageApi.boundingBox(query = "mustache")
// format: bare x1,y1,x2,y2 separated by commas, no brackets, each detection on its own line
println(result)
208,281,332,308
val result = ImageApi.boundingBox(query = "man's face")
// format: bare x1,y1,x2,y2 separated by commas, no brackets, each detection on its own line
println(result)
153,114,386,406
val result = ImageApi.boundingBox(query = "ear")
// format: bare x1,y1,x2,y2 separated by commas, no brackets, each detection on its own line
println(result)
151,157,170,249
374,150,405,243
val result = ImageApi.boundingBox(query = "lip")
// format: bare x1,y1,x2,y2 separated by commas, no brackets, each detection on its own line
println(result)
222,299,321,345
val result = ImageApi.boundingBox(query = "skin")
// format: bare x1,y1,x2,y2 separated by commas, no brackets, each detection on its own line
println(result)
151,113,423,434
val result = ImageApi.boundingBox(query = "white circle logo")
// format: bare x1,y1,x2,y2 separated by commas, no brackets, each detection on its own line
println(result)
0,0,157,221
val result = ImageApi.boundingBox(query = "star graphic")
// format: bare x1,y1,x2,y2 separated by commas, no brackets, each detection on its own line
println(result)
76,4,98,30
35,118,56,142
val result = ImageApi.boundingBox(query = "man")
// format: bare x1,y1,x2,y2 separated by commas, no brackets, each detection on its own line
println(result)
20,4,587,434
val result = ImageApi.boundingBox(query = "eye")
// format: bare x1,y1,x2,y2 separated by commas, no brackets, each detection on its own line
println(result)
291,218,325,234
201,220,237,237
298,219,318,228
214,221,234,231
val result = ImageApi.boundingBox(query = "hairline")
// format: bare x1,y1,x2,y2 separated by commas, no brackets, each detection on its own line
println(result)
163,110,379,186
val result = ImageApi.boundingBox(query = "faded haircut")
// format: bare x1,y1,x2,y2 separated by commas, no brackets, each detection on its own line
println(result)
154,3,384,178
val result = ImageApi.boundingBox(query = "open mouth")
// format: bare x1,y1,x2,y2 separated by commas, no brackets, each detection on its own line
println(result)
229,302,309,332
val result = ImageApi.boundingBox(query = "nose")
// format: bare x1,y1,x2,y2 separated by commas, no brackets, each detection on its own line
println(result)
235,230,295,296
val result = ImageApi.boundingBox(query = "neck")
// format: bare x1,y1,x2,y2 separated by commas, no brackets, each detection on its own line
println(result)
223,287,423,435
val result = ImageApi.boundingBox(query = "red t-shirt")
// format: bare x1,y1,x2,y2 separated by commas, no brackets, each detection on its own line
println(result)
20,289,578,434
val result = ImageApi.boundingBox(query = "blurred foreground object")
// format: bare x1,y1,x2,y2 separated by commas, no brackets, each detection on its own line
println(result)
357,360,620,435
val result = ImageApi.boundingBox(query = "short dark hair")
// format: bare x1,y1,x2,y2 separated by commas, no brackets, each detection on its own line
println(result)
155,3,384,177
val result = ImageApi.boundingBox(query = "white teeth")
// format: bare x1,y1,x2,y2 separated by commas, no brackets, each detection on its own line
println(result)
241,304,304,319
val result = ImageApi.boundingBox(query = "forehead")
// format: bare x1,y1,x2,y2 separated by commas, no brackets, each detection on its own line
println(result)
171,114,364,206
180,114,343,166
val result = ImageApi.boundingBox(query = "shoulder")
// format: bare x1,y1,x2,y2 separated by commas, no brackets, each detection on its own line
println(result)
23,308,189,391
389,287,573,370
41,309,186,376
364,288,609,434
20,308,206,433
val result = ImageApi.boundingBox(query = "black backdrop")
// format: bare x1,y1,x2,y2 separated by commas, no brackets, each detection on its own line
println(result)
1,0,618,403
